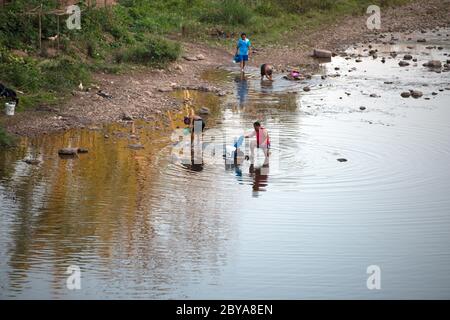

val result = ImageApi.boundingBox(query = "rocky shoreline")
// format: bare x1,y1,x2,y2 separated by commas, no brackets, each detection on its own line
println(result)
1,0,449,138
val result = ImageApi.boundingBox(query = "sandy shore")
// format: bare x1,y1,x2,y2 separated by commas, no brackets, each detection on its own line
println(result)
2,0,449,137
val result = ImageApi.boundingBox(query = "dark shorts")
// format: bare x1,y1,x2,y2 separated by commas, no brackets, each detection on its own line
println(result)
237,55,248,62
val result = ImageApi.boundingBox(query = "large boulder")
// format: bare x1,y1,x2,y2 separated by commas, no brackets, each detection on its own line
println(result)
313,49,332,58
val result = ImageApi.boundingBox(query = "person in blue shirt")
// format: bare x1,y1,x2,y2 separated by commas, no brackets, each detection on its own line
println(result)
235,33,251,73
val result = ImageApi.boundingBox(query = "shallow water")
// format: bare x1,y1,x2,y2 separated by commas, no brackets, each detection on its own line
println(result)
1,29,450,299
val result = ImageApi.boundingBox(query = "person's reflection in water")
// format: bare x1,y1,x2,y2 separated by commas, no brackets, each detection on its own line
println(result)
224,147,245,177
235,73,249,107
260,78,274,94
250,165,269,197
182,124,204,172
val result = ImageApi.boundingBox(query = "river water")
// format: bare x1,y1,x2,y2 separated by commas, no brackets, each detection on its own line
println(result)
1,29,450,299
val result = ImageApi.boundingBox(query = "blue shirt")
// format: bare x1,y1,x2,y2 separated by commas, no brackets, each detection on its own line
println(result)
237,38,251,56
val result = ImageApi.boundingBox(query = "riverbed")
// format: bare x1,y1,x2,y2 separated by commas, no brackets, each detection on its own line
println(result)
1,28,450,299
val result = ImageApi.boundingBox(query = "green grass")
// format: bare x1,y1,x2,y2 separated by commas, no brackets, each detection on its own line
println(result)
0,0,413,112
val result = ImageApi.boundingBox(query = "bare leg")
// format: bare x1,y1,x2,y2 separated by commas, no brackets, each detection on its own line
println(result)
250,140,256,165
262,146,270,167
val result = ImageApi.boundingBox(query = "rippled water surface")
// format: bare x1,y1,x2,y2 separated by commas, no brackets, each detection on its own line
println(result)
1,29,450,299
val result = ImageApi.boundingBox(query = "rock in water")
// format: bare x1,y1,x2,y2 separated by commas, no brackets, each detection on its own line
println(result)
399,61,410,67
410,90,423,98
313,49,332,58
77,148,89,154
199,107,210,115
403,54,413,60
337,158,348,163
401,92,411,98
360,106,366,111
23,159,41,165
423,60,442,68
58,148,78,156
303,86,311,92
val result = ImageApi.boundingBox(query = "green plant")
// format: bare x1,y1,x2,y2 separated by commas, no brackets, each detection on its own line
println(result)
200,0,254,26
115,36,181,66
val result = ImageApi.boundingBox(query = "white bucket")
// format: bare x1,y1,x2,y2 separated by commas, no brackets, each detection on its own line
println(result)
5,102,16,116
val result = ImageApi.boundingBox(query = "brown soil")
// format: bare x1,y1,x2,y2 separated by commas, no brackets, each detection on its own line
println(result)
2,0,449,137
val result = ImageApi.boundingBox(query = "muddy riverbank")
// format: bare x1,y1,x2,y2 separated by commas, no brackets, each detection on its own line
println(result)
1,0,449,138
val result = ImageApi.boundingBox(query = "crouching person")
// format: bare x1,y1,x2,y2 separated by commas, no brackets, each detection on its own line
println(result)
245,121,270,170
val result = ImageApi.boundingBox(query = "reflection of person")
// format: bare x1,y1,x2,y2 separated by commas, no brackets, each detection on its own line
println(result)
251,166,269,195
184,110,206,144
235,33,251,73
260,64,274,81
245,121,270,169
224,147,244,177
235,75,249,107
182,142,204,172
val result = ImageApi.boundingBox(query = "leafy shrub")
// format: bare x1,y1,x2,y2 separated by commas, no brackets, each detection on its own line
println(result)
200,0,254,26
115,36,181,66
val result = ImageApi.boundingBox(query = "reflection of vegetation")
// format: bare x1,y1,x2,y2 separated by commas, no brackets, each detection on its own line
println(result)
0,125,15,147
0,123,232,295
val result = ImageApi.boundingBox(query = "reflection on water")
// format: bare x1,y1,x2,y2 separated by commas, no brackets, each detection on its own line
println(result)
235,74,249,107
1,28,450,299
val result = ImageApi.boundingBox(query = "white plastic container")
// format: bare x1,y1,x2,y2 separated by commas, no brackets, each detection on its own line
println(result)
5,102,16,116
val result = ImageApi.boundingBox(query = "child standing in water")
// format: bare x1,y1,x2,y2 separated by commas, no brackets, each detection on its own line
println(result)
236,33,251,73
